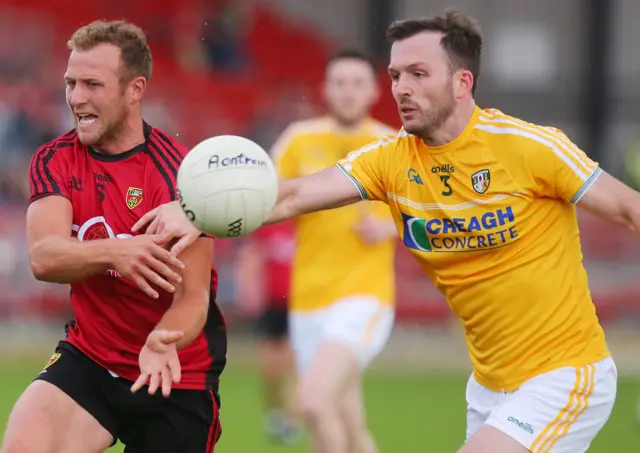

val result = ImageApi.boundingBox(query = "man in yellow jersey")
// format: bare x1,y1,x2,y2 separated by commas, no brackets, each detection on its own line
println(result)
133,9,639,453
266,49,397,453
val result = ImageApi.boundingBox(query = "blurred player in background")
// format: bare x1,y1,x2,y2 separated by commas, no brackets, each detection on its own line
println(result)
136,9,640,453
235,220,301,443
268,49,397,453
2,20,225,453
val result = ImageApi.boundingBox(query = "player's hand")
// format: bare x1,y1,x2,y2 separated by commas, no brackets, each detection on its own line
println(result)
111,234,185,299
132,201,202,256
353,215,397,245
131,330,184,398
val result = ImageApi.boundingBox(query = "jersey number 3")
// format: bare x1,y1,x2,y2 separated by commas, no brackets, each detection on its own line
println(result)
440,175,453,196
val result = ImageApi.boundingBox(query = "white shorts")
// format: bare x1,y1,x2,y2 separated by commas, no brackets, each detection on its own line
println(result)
289,297,394,374
466,357,617,453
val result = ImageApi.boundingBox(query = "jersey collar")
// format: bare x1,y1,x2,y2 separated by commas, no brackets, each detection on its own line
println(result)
87,121,152,162
420,105,482,154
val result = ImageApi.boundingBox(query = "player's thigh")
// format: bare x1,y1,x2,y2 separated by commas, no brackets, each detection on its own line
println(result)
289,309,325,375
459,425,530,453
298,297,394,408
3,348,114,453
323,296,395,369
297,339,361,417
465,373,503,441
120,388,221,453
487,357,617,453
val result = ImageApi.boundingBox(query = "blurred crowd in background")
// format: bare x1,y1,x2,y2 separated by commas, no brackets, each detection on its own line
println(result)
1,0,640,330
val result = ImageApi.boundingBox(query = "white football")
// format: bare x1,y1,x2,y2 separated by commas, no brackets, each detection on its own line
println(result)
176,135,278,238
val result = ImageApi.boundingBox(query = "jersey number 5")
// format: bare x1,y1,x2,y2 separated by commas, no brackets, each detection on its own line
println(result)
440,175,453,196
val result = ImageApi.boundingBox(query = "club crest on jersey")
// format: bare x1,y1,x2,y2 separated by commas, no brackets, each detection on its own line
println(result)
472,169,491,194
43,352,61,371
126,187,143,209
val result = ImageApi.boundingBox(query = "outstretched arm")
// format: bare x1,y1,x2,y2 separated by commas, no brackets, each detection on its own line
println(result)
132,165,364,254
577,170,640,235
265,166,362,224
133,135,394,255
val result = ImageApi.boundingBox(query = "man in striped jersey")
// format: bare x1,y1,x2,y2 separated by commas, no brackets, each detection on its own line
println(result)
136,9,640,453
2,20,226,453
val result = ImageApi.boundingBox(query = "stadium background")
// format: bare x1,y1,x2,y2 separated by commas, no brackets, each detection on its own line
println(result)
1,0,639,451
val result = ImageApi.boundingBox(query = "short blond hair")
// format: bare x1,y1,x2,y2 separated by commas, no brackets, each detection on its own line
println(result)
67,20,152,82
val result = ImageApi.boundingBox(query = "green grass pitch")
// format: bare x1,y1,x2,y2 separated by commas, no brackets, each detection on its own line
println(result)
0,359,638,452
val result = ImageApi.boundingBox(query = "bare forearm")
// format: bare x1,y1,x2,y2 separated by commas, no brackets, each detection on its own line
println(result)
265,175,359,224
29,236,114,283
155,299,208,349
621,206,640,236
603,197,640,236
265,179,299,224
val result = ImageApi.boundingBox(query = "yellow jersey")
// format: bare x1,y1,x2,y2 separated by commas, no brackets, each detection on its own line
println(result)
273,116,397,312
337,106,610,392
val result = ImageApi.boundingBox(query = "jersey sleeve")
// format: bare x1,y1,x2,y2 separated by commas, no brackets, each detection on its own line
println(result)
270,125,300,179
527,127,602,203
28,143,71,204
336,136,396,202
147,129,188,207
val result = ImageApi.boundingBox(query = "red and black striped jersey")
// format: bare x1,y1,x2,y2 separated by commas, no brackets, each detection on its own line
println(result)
28,122,226,391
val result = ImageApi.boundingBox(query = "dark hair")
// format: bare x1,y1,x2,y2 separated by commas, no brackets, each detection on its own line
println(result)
386,9,482,94
327,48,377,73
68,20,152,83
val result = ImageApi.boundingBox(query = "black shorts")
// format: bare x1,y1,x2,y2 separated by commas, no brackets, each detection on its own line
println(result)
258,306,288,339
35,341,221,453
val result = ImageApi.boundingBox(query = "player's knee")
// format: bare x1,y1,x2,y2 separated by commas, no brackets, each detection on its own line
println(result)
298,382,334,426
298,393,330,425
